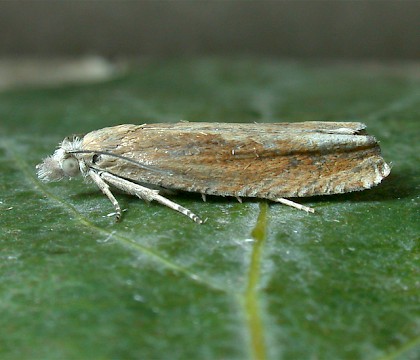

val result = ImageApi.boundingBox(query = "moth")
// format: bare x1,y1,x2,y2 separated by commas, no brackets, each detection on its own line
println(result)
36,122,391,224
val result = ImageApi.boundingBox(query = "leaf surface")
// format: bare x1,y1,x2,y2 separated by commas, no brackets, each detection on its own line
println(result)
0,59,419,360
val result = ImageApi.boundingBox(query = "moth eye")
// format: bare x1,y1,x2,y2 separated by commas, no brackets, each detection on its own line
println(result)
62,157,80,177
92,154,101,164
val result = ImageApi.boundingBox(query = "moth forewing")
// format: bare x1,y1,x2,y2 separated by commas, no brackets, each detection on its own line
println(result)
37,121,391,223
80,122,390,197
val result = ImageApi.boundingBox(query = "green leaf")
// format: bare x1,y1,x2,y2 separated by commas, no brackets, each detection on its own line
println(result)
0,59,419,360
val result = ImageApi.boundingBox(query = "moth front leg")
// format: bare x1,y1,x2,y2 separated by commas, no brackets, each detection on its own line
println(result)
88,170,122,221
98,171,203,224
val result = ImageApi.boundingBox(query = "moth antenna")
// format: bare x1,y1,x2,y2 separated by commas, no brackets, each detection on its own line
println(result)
69,149,170,175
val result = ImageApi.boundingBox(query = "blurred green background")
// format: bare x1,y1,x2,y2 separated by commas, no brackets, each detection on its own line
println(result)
1,1,419,59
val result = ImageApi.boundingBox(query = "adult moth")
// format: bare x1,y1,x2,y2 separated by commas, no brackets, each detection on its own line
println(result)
36,122,391,224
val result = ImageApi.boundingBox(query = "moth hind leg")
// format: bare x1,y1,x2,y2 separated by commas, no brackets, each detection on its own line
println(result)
274,198,315,213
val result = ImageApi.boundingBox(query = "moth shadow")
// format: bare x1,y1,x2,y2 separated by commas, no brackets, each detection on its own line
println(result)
167,191,239,205
71,188,210,206
69,167,416,209
70,188,122,203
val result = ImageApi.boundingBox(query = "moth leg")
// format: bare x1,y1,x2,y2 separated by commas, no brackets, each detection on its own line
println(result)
151,191,204,224
88,170,122,220
99,172,203,224
275,198,315,213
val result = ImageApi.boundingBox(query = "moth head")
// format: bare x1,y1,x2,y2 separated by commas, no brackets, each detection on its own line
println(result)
36,137,83,182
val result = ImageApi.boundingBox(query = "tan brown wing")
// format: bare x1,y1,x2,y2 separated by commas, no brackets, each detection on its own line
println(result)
80,122,390,199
